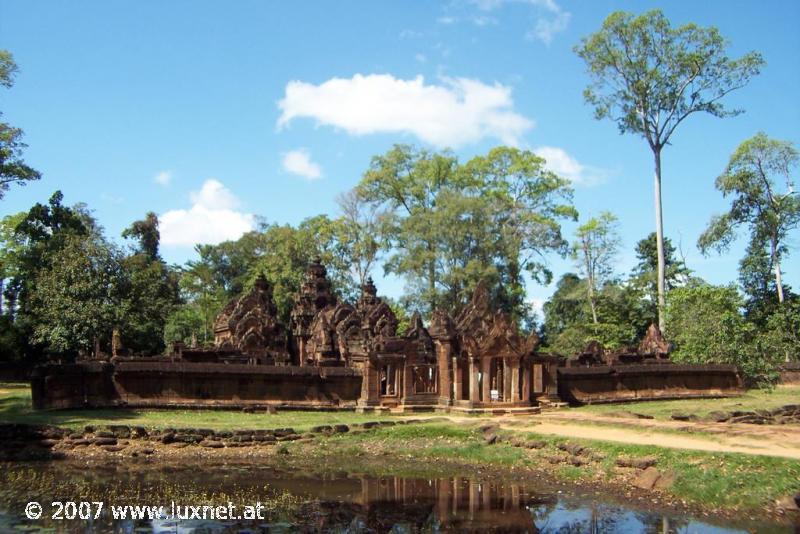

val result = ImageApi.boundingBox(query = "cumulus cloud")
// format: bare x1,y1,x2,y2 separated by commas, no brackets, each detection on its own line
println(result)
534,146,608,187
159,179,255,247
153,170,172,186
282,148,323,180
277,74,532,148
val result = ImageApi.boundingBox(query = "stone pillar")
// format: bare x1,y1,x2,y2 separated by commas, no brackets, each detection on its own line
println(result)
437,341,452,406
469,358,480,404
482,359,491,404
522,362,531,403
510,359,520,403
453,358,463,401
503,359,512,402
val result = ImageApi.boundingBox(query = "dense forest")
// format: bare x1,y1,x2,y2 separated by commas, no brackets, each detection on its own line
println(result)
1,11,798,386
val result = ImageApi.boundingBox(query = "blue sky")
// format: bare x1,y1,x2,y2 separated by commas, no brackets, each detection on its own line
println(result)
1,0,798,312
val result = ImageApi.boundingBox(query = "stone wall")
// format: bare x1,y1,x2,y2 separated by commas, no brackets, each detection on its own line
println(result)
32,361,362,410
779,363,800,385
557,363,743,405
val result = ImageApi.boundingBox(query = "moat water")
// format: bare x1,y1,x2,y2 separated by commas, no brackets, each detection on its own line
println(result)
0,461,793,533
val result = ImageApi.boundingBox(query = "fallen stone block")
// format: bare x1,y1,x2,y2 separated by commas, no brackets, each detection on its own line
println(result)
633,467,661,490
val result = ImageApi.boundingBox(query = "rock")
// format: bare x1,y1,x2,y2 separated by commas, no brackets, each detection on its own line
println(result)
484,433,499,445
273,428,296,437
360,422,380,429
670,413,697,422
277,434,301,442
195,428,215,437
102,445,126,452
616,456,658,469
525,439,547,449
71,439,92,446
253,435,276,442
39,439,60,448
557,442,588,456
201,441,224,449
654,470,676,490
68,433,84,440
161,433,175,444
633,467,662,490
138,447,155,455
170,442,189,449
706,411,730,423
568,456,588,467
310,425,333,433
94,430,115,439
131,426,148,438
105,425,131,438
776,495,799,512
93,437,118,446
333,424,349,433
84,425,95,433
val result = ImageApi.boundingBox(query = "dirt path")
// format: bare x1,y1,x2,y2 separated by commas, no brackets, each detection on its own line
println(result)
427,413,800,460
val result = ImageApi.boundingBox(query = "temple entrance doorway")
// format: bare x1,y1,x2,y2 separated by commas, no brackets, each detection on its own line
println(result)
380,364,398,396
411,365,437,394
489,358,504,402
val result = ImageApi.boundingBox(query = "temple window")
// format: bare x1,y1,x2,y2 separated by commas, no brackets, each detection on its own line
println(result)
379,364,397,396
411,365,437,394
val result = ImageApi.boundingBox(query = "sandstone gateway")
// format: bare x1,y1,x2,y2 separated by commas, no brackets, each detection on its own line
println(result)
32,260,743,411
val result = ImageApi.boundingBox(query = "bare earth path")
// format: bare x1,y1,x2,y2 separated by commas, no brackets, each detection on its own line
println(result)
431,412,800,460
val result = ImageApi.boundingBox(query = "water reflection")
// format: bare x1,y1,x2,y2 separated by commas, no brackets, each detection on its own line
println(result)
0,463,786,533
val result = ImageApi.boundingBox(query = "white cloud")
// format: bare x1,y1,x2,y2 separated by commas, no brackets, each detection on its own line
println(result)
534,146,608,187
466,0,571,44
437,16,457,24
282,148,323,180
153,170,172,186
277,74,533,148
159,179,255,247
415,53,427,63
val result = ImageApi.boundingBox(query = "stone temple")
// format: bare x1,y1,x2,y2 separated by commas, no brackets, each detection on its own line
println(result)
32,260,743,411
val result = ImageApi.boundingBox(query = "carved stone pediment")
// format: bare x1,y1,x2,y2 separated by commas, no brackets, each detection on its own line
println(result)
638,323,672,359
214,275,289,359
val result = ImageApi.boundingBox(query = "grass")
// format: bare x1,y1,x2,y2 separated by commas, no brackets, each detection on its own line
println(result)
573,385,800,420
0,383,401,431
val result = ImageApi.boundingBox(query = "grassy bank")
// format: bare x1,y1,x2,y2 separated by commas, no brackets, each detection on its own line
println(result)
574,385,800,420
0,383,400,431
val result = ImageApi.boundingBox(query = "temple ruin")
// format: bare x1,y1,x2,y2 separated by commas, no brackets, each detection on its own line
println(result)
31,260,743,411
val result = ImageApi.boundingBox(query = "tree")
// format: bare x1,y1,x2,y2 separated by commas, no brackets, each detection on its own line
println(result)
630,232,691,324
462,146,577,322
0,50,41,199
336,189,384,289
575,10,764,332
698,133,799,305
358,144,576,320
29,234,124,356
666,282,780,386
122,211,161,260
358,144,460,314
571,212,620,324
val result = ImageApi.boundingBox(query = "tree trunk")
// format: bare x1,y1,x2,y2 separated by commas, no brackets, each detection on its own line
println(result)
772,238,785,304
653,148,667,333
427,242,436,314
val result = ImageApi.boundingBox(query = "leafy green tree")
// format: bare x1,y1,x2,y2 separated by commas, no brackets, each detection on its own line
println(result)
575,10,764,332
571,212,620,324
760,299,800,364
29,234,124,356
698,133,799,306
462,146,577,322
118,213,179,354
163,305,206,347
358,145,576,321
122,211,161,260
358,144,460,314
630,232,691,324
178,258,226,346
666,282,779,386
336,188,384,289
0,50,41,200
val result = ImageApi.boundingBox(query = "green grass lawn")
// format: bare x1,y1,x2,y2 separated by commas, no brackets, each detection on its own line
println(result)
0,382,400,431
573,385,800,420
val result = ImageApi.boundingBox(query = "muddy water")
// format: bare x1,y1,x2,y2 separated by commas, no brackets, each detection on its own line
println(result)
0,461,791,533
